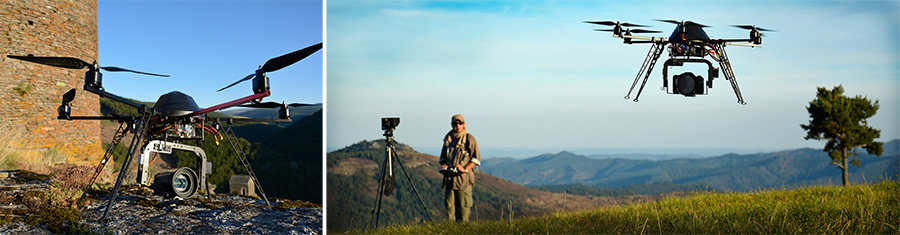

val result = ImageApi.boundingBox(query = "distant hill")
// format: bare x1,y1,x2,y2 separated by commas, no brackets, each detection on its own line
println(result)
327,140,661,232
227,106,322,143
482,140,900,192
251,109,323,203
587,153,706,161
219,105,322,121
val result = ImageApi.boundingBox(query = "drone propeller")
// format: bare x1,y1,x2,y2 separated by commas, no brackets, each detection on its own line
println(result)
6,55,169,77
217,42,323,92
594,28,661,33
62,88,77,104
627,29,662,34
656,19,710,28
584,21,649,27
238,101,318,109
732,25,776,32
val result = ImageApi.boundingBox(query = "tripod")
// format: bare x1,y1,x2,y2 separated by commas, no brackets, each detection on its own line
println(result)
370,130,432,229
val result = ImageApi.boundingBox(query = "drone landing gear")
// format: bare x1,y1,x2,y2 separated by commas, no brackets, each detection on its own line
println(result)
625,42,665,102
219,124,270,206
713,44,746,105
86,120,132,187
99,110,152,221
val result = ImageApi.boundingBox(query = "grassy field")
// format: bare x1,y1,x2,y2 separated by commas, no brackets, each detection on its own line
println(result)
365,180,899,234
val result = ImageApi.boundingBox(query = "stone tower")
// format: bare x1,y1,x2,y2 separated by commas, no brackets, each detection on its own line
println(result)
0,0,101,164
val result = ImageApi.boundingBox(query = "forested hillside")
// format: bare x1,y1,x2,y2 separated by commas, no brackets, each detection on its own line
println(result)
482,140,899,192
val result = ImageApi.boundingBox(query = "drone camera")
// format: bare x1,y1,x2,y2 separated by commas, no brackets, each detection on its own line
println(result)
672,72,705,96
151,167,199,199
381,117,400,131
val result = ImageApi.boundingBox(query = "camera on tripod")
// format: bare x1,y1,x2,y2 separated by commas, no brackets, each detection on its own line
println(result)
381,117,400,137
381,117,399,131
372,116,432,228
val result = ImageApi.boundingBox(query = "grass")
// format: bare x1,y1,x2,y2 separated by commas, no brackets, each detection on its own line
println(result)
365,181,899,234
274,198,322,209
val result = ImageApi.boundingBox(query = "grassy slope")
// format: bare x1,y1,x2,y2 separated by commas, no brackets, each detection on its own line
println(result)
326,140,644,232
370,181,899,234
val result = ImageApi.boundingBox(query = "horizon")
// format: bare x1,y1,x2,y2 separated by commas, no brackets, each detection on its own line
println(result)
326,138,900,160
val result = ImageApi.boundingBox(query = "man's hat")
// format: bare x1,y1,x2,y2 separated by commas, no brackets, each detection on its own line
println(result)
451,114,465,124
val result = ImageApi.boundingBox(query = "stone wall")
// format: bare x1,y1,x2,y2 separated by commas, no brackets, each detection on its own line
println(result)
0,0,100,164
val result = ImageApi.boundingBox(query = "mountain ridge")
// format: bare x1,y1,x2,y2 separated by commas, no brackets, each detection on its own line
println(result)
481,140,900,191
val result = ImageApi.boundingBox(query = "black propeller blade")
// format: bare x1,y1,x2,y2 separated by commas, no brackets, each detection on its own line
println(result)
732,25,776,32
594,29,661,33
656,19,709,28
260,43,323,73
584,21,648,27
628,29,662,34
62,88,77,103
100,66,169,77
656,19,682,25
6,55,169,77
217,74,255,92
7,55,91,69
217,42,323,92
239,101,318,109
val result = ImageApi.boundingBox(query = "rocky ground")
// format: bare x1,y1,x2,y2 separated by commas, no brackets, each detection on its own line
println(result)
0,172,322,234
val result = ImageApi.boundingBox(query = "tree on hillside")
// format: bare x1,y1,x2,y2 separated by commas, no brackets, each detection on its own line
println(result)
801,85,883,187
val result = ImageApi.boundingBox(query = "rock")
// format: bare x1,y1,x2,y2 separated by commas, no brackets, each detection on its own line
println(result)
0,177,322,234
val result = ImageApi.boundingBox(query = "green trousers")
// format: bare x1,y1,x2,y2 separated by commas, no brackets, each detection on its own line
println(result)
445,186,473,222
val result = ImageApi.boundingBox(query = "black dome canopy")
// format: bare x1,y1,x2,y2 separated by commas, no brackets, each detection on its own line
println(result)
154,91,201,117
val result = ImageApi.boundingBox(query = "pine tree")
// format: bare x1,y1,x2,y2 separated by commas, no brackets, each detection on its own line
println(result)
801,85,883,187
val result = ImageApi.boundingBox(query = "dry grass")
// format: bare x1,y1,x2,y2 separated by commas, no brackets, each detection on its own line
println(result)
369,181,900,234
0,129,67,174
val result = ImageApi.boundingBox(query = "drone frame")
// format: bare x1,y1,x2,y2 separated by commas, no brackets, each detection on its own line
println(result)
588,20,770,105
6,43,321,221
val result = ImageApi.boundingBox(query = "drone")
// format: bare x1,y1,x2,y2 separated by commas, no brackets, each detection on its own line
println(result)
6,42,322,220
585,20,774,104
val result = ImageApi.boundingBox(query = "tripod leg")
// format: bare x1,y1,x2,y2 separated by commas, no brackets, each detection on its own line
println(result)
391,145,434,223
370,151,390,229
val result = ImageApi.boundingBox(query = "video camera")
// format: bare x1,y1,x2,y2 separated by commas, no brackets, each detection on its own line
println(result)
381,117,399,131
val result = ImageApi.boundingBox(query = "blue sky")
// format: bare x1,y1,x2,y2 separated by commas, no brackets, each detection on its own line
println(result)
97,0,323,109
326,0,899,155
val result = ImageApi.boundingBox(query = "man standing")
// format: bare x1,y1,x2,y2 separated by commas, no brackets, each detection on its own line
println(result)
440,114,481,222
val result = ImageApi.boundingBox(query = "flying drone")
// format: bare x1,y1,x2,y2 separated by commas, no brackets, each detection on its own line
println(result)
6,42,322,220
585,20,773,104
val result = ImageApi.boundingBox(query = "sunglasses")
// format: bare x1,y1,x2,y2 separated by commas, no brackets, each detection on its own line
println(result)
453,122,464,125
